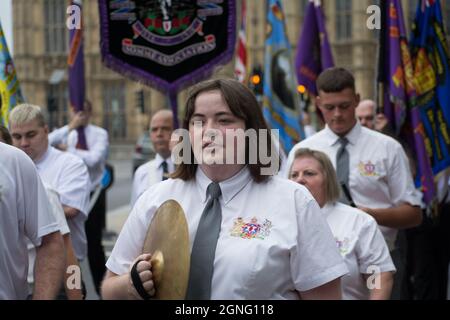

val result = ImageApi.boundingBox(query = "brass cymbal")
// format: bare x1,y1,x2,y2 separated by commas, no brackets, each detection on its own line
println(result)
142,200,190,300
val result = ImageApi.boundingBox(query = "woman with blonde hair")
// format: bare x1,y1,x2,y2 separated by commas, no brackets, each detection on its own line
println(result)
289,147,396,300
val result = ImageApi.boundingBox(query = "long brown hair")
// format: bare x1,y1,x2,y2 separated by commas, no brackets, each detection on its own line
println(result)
171,78,279,183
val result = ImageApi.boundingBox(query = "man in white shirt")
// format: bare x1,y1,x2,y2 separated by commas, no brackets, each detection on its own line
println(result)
131,109,175,206
27,186,83,300
288,67,422,245
48,100,109,296
0,123,83,299
0,142,64,299
9,104,90,263
287,67,422,298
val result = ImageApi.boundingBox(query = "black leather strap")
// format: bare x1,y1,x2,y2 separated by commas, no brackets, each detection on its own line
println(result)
130,259,152,300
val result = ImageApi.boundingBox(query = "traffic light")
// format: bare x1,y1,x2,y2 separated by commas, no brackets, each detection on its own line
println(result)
135,90,145,113
297,84,309,111
249,66,263,96
297,84,306,95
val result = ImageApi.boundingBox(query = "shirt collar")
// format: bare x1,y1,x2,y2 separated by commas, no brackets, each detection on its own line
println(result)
155,153,173,168
321,202,337,220
34,145,52,167
195,166,251,205
324,122,362,147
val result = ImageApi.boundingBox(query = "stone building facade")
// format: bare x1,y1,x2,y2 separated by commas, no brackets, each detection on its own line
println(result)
12,0,450,142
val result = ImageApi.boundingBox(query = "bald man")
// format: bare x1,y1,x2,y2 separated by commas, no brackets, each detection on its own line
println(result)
130,110,175,205
355,99,376,129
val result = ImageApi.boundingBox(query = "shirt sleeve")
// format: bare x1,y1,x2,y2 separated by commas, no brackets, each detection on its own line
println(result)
106,191,158,275
45,187,70,235
68,129,109,168
19,154,59,246
387,142,422,207
57,157,90,217
290,188,349,292
48,126,69,146
356,216,396,274
130,166,145,207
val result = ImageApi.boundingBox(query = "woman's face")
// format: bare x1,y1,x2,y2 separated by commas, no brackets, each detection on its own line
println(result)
289,156,327,207
188,90,246,166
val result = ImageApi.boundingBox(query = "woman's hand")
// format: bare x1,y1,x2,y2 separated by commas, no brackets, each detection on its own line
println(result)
127,253,155,300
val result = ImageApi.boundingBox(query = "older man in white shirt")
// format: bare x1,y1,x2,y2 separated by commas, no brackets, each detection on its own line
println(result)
287,68,422,299
0,142,64,299
131,109,175,206
48,100,109,296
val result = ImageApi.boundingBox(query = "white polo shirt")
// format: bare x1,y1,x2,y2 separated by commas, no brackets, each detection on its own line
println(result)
49,124,109,191
107,167,348,299
35,146,90,260
27,185,71,291
287,122,422,250
0,143,59,299
322,202,396,300
130,154,175,206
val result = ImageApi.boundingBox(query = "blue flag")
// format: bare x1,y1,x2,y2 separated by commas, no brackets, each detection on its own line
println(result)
262,0,304,153
410,0,450,203
0,20,24,126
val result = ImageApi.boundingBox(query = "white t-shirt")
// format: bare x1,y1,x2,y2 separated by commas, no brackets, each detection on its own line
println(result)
49,124,109,191
0,143,59,299
107,166,348,299
130,154,175,206
322,202,396,300
27,185,70,291
35,146,90,260
287,122,422,250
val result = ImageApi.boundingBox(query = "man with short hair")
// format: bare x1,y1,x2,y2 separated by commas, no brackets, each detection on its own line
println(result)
48,100,109,295
287,67,422,298
131,109,175,206
0,142,64,299
9,104,90,267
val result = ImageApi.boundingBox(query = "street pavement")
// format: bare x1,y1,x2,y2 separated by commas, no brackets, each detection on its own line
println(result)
83,157,133,299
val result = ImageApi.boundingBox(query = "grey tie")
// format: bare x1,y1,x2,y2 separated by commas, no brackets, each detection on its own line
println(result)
336,137,350,204
186,182,222,300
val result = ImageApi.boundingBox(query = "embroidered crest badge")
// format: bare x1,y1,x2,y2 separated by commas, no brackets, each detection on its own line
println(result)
230,217,273,240
335,237,350,254
358,161,379,177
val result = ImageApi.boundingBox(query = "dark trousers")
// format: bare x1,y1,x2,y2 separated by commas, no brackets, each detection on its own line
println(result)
390,230,409,300
405,212,439,299
405,205,450,300
435,203,450,299
86,188,106,297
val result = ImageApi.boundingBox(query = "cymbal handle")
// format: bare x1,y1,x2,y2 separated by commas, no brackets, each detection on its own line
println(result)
151,250,164,287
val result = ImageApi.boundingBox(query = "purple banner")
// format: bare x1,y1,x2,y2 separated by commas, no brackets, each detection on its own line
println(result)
68,0,87,149
98,0,236,127
377,0,435,203
295,0,334,97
